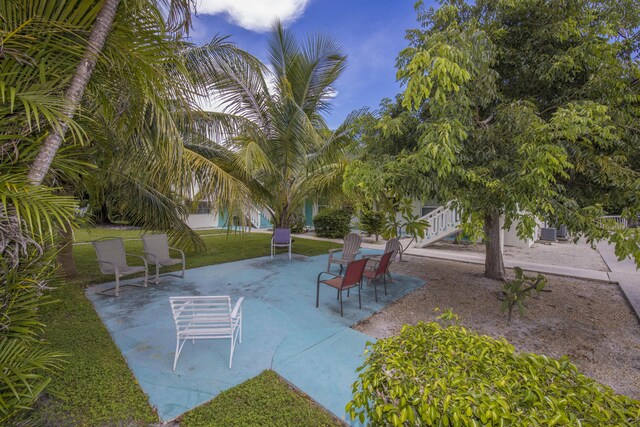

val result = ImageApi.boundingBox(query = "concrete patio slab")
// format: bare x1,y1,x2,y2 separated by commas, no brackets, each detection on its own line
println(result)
86,251,424,423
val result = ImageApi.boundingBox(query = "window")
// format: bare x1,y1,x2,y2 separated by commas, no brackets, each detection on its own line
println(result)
192,201,212,215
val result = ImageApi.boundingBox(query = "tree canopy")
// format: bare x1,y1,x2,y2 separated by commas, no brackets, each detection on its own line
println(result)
195,22,360,228
352,0,640,278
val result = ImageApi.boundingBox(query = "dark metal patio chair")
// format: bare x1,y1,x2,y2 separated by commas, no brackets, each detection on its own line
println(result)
316,258,368,316
363,251,394,302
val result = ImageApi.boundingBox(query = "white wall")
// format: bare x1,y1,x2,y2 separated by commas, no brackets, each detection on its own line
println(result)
186,214,218,229
502,218,537,248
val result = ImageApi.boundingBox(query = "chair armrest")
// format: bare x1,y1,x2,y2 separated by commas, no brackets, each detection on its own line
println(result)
172,299,194,317
327,248,342,254
143,251,158,261
231,297,244,318
317,271,341,282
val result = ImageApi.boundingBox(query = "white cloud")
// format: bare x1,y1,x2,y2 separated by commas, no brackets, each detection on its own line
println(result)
197,0,310,32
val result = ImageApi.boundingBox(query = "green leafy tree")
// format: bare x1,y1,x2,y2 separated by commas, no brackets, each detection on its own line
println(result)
392,0,640,279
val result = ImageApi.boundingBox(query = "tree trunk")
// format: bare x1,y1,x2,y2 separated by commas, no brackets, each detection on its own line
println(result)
57,224,77,278
484,212,506,280
91,201,112,225
27,0,122,185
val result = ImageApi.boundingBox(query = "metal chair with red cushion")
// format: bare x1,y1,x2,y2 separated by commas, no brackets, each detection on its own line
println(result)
363,251,394,302
316,258,368,316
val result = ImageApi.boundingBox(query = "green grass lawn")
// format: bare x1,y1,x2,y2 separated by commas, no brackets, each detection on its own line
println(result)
34,228,343,426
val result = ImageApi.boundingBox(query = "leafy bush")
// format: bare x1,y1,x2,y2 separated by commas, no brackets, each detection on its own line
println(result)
501,267,547,323
313,208,352,238
348,321,640,426
360,210,385,241
289,212,306,234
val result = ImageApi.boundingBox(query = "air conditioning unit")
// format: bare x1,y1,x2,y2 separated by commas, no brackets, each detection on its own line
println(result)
540,227,557,242
556,225,567,239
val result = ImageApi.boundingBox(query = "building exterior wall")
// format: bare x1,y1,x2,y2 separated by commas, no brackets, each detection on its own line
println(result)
186,213,218,229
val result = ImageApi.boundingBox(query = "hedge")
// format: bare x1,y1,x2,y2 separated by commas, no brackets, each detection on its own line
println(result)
347,322,640,426
313,208,351,238
359,210,385,241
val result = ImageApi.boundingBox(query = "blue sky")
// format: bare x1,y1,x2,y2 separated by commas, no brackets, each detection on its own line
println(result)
190,0,434,128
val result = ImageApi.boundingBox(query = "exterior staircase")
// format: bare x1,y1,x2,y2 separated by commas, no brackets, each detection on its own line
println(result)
415,202,462,247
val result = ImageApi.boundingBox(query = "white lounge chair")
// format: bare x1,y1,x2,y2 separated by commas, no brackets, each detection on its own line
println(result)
169,296,244,370
92,238,148,297
142,233,185,284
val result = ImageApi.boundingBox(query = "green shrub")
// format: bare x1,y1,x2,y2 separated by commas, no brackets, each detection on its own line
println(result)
359,210,385,241
290,212,306,234
348,322,640,426
501,267,547,323
313,208,351,238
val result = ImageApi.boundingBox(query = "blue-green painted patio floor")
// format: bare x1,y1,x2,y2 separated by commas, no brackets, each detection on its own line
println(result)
86,251,425,424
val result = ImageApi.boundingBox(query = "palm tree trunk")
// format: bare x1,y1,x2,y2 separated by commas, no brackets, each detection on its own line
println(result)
57,224,77,278
484,212,506,280
27,0,122,185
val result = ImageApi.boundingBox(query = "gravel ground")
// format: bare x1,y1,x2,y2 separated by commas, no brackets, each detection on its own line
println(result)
354,256,640,400
428,239,610,271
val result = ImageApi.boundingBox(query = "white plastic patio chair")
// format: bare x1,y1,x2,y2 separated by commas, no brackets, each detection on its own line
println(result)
142,233,185,284
92,238,148,297
169,296,244,370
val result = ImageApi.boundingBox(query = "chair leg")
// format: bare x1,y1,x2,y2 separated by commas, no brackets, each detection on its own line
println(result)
173,337,183,371
374,278,378,302
181,261,185,278
115,274,120,297
339,265,343,275
288,244,291,260
358,283,362,309
316,281,321,308
229,335,235,369
155,264,160,284
339,290,343,317
383,275,387,295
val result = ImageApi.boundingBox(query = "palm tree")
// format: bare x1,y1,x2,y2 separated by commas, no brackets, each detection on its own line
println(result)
3,0,253,276
25,0,195,185
192,22,361,228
